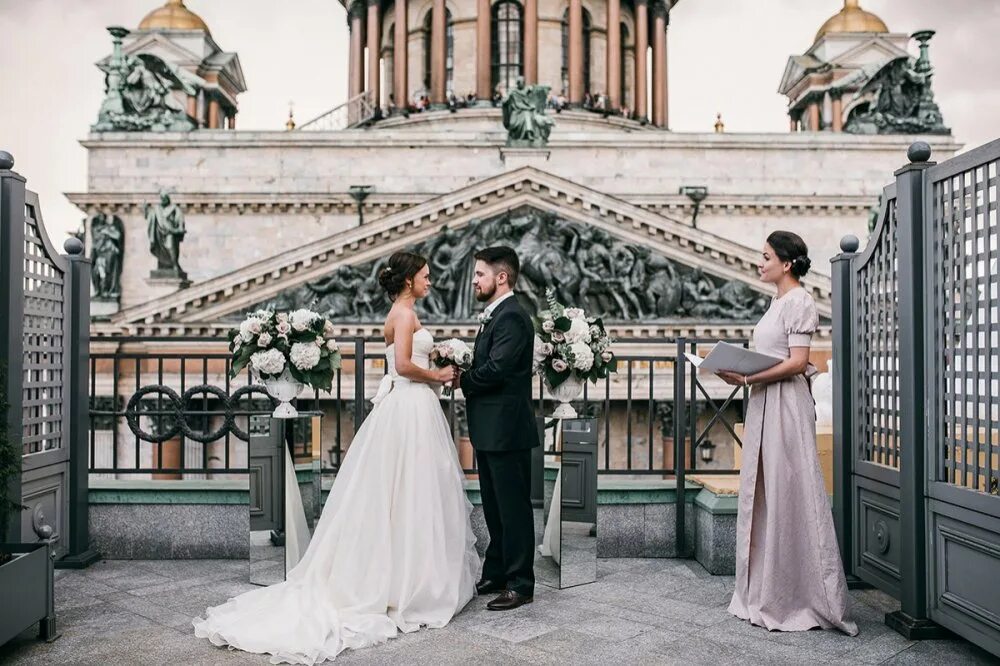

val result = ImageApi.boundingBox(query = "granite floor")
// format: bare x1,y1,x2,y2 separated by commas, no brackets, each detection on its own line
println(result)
1,558,996,665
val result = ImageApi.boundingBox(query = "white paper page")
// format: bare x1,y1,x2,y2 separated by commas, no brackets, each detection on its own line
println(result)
697,341,784,375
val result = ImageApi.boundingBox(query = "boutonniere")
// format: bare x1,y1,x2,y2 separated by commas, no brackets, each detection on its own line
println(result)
477,311,492,326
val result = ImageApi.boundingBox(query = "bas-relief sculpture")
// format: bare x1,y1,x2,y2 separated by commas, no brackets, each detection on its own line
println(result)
89,212,125,300
93,26,198,132
845,31,948,136
234,207,769,324
502,77,555,148
144,190,188,280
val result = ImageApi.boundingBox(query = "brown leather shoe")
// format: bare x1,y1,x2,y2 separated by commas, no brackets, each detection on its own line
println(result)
476,579,506,595
486,590,533,611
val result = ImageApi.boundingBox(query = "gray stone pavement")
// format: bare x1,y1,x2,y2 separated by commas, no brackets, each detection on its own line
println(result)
1,558,996,665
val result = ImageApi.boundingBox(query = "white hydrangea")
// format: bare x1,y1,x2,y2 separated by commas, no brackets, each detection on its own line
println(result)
290,342,321,370
326,339,339,352
289,309,319,332
239,317,263,342
250,348,285,375
565,317,592,344
570,342,595,371
256,332,272,348
564,307,585,319
253,310,273,322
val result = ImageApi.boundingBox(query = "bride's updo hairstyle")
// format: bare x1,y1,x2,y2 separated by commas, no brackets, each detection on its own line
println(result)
377,251,428,300
766,230,812,278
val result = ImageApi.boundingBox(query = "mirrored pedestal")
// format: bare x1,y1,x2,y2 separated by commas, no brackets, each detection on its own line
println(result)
534,417,598,589
249,413,323,586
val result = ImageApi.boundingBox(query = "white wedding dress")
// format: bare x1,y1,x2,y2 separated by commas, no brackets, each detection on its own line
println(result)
193,328,480,664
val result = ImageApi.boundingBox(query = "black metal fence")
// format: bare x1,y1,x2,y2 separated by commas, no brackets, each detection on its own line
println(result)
87,336,749,478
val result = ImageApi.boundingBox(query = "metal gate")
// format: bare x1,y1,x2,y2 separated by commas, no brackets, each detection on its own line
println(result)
1,154,97,566
833,139,1000,656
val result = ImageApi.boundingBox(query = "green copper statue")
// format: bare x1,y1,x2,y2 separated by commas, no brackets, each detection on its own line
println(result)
502,77,554,147
93,26,198,132
144,190,188,279
89,212,124,299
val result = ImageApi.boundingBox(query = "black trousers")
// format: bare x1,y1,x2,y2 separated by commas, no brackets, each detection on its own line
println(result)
476,447,535,596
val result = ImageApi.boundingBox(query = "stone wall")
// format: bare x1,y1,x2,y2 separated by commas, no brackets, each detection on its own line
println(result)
86,477,737,568
77,128,960,312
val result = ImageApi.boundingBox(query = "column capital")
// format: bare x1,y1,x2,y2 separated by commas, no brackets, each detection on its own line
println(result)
347,0,366,20
633,0,649,6
365,0,380,7
651,1,669,21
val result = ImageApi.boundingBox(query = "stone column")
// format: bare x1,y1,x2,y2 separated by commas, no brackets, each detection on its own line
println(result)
394,0,408,108
208,98,220,129
606,0,621,109
367,0,381,108
431,0,447,104
525,0,539,84
186,95,197,120
349,1,366,98
227,114,236,129
476,0,491,98
831,92,843,132
651,2,667,127
807,100,820,131
634,0,648,121
568,0,583,104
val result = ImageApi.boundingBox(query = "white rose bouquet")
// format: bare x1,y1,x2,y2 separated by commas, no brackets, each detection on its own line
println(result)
431,338,474,397
533,288,617,389
228,308,342,392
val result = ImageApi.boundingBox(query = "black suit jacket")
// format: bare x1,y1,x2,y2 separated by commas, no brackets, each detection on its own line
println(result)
461,295,541,452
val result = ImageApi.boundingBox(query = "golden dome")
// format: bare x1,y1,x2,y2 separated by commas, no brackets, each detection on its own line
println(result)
815,0,888,41
138,0,211,34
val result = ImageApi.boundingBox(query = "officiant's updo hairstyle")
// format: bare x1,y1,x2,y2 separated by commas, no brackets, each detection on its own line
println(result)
378,251,428,299
766,231,812,278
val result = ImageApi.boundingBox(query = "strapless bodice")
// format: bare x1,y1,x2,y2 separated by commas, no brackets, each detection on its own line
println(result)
385,328,434,378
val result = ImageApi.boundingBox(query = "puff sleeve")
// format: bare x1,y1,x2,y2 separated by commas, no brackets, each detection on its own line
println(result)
783,289,819,348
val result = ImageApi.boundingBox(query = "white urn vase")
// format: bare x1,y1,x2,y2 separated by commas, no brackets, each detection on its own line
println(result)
545,375,585,419
258,366,304,419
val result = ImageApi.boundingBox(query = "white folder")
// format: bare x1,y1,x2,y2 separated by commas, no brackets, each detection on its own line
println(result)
684,341,784,375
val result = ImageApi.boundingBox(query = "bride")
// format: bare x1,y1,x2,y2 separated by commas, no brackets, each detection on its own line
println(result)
193,251,481,664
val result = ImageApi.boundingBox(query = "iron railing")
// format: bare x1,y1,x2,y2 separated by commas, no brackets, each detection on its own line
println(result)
87,336,751,478
296,91,377,131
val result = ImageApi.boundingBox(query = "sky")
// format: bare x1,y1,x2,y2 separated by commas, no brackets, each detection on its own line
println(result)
1,0,998,243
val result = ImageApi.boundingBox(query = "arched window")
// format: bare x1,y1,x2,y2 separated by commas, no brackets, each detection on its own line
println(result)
423,9,454,94
561,7,592,96
491,0,523,94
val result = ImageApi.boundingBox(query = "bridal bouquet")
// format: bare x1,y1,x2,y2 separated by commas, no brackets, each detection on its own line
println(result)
228,308,342,392
431,338,473,397
533,289,616,389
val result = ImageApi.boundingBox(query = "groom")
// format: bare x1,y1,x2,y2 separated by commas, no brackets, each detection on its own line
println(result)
459,246,540,611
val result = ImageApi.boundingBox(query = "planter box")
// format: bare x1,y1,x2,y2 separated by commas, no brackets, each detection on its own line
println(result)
0,543,58,646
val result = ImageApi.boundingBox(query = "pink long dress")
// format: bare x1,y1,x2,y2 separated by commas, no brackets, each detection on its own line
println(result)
727,286,858,635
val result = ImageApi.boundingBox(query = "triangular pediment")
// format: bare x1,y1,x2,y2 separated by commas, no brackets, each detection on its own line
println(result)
105,167,832,337
97,34,202,71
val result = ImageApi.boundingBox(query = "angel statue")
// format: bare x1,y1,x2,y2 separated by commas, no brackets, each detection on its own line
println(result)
502,77,555,147
93,26,200,132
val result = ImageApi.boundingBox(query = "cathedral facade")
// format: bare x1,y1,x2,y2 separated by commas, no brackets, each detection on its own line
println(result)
74,0,959,473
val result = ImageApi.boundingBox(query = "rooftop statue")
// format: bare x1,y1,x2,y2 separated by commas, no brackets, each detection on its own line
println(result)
93,26,199,132
502,77,555,147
